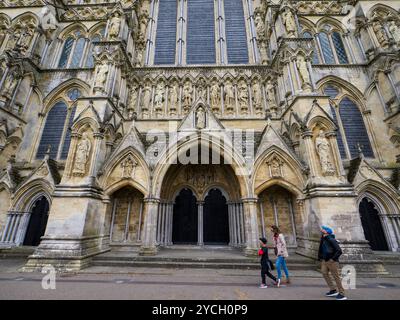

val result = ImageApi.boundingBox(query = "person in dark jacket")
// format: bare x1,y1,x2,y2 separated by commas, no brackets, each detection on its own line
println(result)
318,226,347,300
258,237,277,288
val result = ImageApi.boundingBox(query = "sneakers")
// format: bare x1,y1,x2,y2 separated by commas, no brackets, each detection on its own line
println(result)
325,290,339,297
276,279,281,287
286,278,291,284
259,284,268,288
336,294,348,300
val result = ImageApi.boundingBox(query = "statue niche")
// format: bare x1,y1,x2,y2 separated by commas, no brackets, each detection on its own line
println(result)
73,132,92,177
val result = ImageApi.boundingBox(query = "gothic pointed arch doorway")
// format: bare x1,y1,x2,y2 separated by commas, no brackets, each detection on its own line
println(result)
23,196,50,246
359,197,389,251
172,188,198,244
203,188,229,244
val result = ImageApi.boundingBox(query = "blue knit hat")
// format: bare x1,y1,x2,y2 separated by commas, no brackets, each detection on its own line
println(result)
321,226,333,234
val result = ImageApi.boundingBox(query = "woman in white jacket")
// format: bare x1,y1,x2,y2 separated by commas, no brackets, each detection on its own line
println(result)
271,225,290,287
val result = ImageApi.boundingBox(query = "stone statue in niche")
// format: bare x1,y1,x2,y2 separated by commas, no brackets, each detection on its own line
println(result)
238,81,249,114
265,80,277,109
121,155,137,178
296,55,311,91
259,41,269,65
168,83,179,116
1,72,18,98
6,30,20,50
372,20,389,47
128,85,138,111
268,156,283,178
182,81,193,114
18,30,33,53
135,48,143,67
388,20,400,44
282,8,297,38
108,12,121,40
224,81,235,114
73,132,92,176
210,82,221,114
195,106,206,129
315,130,335,176
141,83,152,118
255,14,265,39
94,62,108,90
252,82,263,115
139,13,148,39
154,82,165,117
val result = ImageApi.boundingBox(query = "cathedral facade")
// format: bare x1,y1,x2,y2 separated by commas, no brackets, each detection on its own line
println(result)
0,0,399,272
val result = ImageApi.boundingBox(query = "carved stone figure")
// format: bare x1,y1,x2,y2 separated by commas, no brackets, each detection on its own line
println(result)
296,55,311,90
315,130,335,176
372,20,389,47
154,82,165,117
1,72,18,98
210,82,220,114
282,9,297,38
265,80,277,108
121,155,137,178
259,41,269,65
238,81,249,114
224,81,235,114
135,48,143,67
388,21,400,43
139,14,148,39
182,81,193,114
169,83,179,116
94,62,108,89
195,107,206,129
255,14,265,39
73,133,92,176
129,86,138,110
141,83,152,118
252,82,263,115
268,156,282,177
108,12,121,40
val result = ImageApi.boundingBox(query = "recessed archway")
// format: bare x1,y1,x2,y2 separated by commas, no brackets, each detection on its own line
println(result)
23,196,50,246
359,197,389,251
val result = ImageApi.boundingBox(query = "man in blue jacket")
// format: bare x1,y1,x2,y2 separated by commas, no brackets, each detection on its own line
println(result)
318,226,347,300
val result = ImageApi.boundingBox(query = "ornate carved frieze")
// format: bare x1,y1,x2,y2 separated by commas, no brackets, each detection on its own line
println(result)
293,1,345,15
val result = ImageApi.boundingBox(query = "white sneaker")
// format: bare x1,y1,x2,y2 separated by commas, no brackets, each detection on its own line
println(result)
259,284,268,288
276,279,281,287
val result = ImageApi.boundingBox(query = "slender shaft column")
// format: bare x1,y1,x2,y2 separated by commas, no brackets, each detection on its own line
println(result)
242,198,259,255
232,203,238,246
137,201,143,241
124,199,132,242
168,203,174,245
259,201,265,238
139,197,160,255
197,201,204,246
287,198,297,245
15,212,31,245
1,213,12,242
109,199,117,242
228,202,233,246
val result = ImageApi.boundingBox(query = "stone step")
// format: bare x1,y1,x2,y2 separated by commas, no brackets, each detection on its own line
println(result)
91,259,316,270
0,246,35,258
372,252,400,265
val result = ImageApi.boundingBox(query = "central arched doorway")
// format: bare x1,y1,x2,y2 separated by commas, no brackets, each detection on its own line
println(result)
359,197,389,251
203,188,229,244
23,196,50,246
172,188,198,244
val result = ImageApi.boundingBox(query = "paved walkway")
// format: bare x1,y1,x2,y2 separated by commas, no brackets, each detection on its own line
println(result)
0,259,399,300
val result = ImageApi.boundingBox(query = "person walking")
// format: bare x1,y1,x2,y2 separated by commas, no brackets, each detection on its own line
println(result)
271,225,290,287
318,225,347,300
258,237,277,288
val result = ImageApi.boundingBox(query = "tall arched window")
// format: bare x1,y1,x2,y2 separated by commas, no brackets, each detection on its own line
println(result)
323,85,374,159
57,31,88,69
37,90,81,160
339,97,373,158
36,102,68,159
318,32,335,64
317,26,350,64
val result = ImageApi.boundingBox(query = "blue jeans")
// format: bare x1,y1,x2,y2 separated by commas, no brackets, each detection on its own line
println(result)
276,256,290,280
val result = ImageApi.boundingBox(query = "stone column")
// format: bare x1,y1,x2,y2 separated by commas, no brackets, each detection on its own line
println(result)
228,202,233,246
197,201,204,246
242,197,259,255
139,197,160,255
